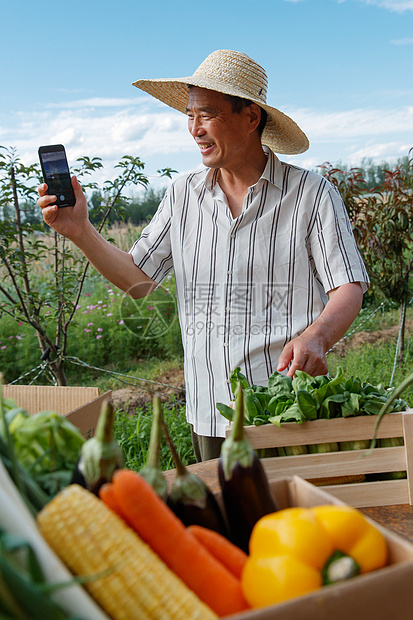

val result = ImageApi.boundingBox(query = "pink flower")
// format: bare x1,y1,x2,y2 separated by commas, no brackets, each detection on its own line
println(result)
84,328,91,333
1,346,6,350
147,306,154,311
96,335,102,339
87,322,94,327
106,313,113,317
97,327,103,332
118,320,124,325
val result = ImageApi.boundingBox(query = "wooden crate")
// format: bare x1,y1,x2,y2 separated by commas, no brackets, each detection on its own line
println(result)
226,409,413,507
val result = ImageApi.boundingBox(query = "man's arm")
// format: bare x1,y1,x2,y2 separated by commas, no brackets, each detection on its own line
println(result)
38,176,157,298
277,282,364,378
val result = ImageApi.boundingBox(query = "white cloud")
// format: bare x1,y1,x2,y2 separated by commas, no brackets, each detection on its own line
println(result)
391,37,413,45
0,97,195,187
356,0,413,12
291,106,413,140
1,97,411,190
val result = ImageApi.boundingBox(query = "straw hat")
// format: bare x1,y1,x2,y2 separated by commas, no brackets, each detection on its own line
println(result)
132,49,309,155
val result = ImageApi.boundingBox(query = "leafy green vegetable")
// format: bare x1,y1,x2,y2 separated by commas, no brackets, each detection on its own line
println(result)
0,400,85,498
216,366,408,426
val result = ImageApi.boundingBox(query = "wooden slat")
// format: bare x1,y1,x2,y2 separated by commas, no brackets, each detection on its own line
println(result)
403,413,413,505
261,446,405,479
238,412,406,449
320,480,410,508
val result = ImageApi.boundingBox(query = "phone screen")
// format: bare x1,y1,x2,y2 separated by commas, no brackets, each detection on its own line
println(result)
38,144,76,208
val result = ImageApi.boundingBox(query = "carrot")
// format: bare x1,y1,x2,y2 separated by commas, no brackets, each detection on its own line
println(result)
187,524,248,580
109,468,250,617
98,482,125,518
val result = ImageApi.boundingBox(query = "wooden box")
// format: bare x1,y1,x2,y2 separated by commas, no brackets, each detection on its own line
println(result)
226,409,413,507
228,476,413,620
3,385,111,438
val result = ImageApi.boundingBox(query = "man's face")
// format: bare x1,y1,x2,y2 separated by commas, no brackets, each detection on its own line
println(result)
186,87,253,172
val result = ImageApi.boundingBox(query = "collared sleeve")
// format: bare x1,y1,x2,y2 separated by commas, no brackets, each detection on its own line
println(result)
308,182,370,294
129,188,174,283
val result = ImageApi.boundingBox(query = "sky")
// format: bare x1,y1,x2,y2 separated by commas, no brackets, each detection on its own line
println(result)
1,0,412,193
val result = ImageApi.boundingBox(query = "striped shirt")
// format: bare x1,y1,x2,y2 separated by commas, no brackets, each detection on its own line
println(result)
130,147,369,437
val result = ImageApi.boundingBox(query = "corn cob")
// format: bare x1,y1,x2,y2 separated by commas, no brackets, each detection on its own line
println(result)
37,484,217,620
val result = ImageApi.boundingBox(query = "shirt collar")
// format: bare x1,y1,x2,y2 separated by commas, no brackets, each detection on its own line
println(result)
203,146,284,193
260,146,284,190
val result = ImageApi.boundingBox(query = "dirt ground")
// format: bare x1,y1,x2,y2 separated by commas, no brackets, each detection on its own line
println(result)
111,367,186,414
112,319,411,413
331,319,412,357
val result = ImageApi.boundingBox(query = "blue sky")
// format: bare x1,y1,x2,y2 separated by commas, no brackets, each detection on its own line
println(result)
1,0,412,190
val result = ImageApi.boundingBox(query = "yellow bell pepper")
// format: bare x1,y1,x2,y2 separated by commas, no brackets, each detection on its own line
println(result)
241,505,388,609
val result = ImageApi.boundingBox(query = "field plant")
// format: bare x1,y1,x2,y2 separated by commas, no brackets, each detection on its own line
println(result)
320,149,413,364
114,397,194,471
0,271,183,385
0,146,174,385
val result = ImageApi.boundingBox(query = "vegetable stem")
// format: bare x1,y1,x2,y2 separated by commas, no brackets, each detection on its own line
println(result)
160,410,186,477
146,395,163,470
139,395,167,499
370,371,413,450
232,386,245,442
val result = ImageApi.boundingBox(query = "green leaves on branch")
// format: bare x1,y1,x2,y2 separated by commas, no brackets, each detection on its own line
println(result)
320,150,413,364
0,146,175,385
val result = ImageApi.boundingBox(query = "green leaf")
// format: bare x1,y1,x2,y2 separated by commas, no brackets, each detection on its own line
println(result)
296,389,318,420
216,403,234,422
229,367,250,395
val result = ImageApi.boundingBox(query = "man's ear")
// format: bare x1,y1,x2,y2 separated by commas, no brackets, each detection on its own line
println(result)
247,103,263,134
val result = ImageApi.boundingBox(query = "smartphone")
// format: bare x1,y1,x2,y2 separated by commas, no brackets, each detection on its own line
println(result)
38,144,76,208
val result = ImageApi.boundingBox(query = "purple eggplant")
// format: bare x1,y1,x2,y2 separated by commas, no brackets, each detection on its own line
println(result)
161,413,229,538
218,386,278,553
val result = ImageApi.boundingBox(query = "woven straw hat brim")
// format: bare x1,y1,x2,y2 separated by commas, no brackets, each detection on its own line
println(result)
132,75,309,155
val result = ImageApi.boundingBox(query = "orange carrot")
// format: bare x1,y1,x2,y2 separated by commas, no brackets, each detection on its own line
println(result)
98,482,125,518
187,524,248,580
109,468,250,617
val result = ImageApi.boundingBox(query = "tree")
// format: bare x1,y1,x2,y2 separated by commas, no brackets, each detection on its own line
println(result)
124,187,166,225
319,149,413,364
0,146,174,385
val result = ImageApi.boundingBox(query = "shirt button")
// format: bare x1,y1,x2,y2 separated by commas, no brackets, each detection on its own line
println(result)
227,270,232,275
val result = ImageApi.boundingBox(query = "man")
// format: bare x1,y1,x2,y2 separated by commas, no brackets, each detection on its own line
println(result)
38,49,369,461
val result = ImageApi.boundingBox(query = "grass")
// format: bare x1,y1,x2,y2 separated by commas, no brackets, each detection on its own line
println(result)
114,396,195,471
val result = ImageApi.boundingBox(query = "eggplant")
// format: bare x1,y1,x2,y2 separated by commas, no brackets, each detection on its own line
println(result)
161,412,229,537
71,398,123,495
139,395,168,499
218,386,278,553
